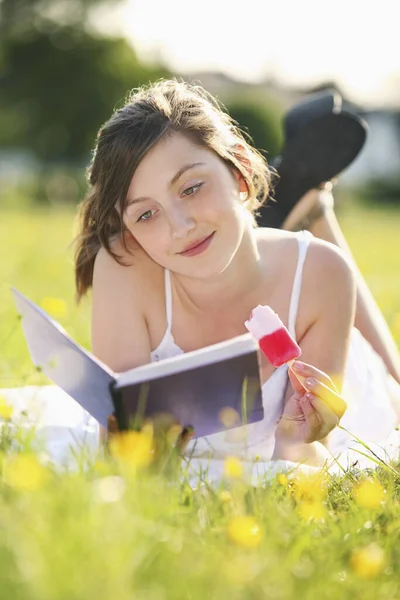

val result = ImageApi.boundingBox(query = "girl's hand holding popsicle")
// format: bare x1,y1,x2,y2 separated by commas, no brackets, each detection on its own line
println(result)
276,361,345,445
245,305,347,446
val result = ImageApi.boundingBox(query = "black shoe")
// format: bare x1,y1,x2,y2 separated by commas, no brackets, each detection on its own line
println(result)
257,90,368,229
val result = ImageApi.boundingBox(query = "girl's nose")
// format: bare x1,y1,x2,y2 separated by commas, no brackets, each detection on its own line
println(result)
168,205,196,240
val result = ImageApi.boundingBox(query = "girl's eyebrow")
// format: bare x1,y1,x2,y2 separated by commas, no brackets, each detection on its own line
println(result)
128,162,206,205
169,162,205,186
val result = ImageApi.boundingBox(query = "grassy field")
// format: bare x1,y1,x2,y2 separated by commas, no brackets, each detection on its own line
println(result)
0,202,400,599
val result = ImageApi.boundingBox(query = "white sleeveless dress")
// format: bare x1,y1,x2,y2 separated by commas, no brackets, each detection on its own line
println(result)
1,231,399,478
149,231,400,480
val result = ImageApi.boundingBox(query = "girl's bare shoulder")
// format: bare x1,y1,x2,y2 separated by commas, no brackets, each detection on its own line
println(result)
256,227,354,285
256,227,356,319
304,235,355,287
256,226,300,247
255,227,302,269
302,236,356,315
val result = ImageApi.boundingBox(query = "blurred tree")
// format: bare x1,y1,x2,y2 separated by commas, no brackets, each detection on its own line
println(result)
226,94,283,162
0,0,115,34
0,0,169,162
358,176,400,205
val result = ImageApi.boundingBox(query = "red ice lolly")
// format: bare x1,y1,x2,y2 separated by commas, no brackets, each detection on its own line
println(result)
244,305,301,367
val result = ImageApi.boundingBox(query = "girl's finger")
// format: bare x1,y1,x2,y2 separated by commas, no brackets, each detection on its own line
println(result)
306,394,340,434
302,377,347,418
301,395,337,442
300,395,322,442
288,367,307,394
290,361,338,392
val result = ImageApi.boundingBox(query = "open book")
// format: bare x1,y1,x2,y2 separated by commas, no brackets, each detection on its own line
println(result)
11,288,264,438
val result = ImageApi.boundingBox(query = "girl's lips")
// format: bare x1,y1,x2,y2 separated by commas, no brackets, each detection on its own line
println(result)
178,232,215,257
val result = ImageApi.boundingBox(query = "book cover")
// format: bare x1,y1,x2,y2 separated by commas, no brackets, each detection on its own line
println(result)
113,336,263,438
11,288,264,437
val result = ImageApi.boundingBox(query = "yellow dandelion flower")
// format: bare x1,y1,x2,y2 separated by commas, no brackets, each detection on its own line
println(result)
4,454,48,491
350,543,386,579
224,456,243,479
218,407,241,428
298,500,326,522
354,478,385,509
109,426,154,469
292,471,327,502
227,515,263,548
277,474,288,486
40,297,67,318
0,396,13,420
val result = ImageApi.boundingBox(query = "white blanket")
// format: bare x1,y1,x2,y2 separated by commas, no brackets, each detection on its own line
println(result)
0,385,100,467
1,376,399,480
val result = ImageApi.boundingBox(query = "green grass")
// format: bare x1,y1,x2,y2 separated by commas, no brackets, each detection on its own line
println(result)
0,202,400,599
338,202,400,340
0,206,91,386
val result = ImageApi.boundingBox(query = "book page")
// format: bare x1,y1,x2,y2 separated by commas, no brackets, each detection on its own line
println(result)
11,288,115,428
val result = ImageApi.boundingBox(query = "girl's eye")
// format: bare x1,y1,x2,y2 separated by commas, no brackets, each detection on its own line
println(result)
137,209,156,222
182,182,204,197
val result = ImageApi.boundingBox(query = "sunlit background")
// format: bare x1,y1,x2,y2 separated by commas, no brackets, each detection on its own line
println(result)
114,0,400,108
0,0,400,373
2,0,400,205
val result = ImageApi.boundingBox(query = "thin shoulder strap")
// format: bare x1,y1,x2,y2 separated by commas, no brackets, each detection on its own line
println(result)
164,269,173,330
287,231,313,340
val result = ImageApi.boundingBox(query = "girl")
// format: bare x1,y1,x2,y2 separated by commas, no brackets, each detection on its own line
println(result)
74,79,400,474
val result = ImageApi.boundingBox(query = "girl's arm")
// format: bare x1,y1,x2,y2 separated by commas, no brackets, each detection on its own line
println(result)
273,239,357,466
295,239,356,389
91,245,152,442
91,246,151,373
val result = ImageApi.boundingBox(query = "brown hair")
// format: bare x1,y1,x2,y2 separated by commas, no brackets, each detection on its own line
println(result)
74,78,271,301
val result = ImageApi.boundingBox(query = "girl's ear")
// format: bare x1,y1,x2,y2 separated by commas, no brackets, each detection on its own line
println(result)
231,143,253,194
237,170,249,194
232,143,253,174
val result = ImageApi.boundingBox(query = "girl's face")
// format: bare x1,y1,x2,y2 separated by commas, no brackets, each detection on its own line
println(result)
122,132,250,279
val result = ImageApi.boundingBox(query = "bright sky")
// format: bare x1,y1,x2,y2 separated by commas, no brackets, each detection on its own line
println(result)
95,0,400,108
